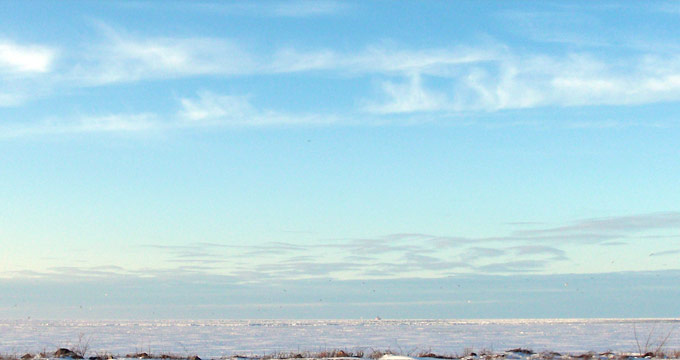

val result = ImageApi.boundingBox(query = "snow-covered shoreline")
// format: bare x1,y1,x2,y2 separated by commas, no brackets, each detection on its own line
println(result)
1,319,678,359
3,349,680,360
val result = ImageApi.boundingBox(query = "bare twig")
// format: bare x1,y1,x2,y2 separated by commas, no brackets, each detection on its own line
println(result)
654,326,675,356
643,324,658,354
634,324,642,356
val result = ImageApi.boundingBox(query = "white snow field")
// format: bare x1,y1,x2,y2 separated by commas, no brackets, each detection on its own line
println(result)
0,319,678,359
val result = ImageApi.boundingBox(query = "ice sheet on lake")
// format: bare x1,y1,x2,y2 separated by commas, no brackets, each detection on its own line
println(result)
1,319,678,359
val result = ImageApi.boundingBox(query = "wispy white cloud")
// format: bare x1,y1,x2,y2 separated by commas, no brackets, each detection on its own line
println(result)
0,91,335,138
0,113,158,138
0,40,56,74
268,45,501,75
0,40,57,107
364,74,447,114
140,0,351,18
51,24,501,87
69,28,254,85
6,23,680,123
367,51,680,113
269,48,339,73
67,29,680,114
71,113,159,132
178,91,336,126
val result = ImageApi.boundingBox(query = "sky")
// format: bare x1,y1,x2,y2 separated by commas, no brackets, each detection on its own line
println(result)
0,0,679,319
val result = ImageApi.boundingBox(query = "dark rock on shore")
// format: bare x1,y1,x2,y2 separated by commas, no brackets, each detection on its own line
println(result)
89,355,113,360
419,353,457,359
126,353,151,359
507,349,535,355
54,349,83,359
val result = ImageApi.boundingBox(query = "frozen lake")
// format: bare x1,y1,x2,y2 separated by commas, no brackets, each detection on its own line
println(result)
1,319,678,359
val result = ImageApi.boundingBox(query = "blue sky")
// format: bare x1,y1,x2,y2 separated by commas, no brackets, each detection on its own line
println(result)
1,0,679,319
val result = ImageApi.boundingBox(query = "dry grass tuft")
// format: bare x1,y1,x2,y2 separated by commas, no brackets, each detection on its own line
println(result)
416,352,457,359
259,349,365,359
366,350,397,359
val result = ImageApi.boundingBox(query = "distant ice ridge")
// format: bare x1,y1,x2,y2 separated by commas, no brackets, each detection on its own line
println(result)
0,319,678,359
